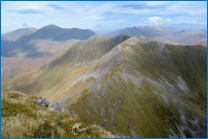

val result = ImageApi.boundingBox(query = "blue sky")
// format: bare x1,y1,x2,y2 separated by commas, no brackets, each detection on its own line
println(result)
1,1,207,34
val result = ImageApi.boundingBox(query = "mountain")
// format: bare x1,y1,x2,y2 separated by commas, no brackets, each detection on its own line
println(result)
5,34,130,93
28,24,95,41
190,39,206,47
173,29,206,44
2,25,95,58
2,25,96,78
103,26,206,45
103,26,172,38
2,39,78,79
4,35,206,137
1,27,37,41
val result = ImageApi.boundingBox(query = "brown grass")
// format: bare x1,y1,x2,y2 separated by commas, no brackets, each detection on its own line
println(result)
2,91,117,138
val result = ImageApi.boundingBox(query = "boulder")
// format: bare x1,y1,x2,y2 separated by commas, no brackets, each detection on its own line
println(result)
61,108,71,114
48,102,61,112
33,97,49,107
71,123,86,135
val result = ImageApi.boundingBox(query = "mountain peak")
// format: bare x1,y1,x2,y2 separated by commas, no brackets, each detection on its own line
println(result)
39,24,62,30
2,27,37,41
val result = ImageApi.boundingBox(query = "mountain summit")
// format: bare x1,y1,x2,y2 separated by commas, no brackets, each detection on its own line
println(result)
27,25,95,41
1,25,95,78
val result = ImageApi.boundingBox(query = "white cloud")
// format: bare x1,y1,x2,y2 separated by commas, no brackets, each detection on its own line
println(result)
148,16,162,25
1,1,207,33
146,1,174,6
166,18,171,22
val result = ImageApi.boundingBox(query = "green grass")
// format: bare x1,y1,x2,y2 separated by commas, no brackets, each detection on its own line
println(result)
2,91,116,138
2,99,36,118
4,39,206,137
70,43,206,137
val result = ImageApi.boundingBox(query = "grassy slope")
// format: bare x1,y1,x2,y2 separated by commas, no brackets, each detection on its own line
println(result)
70,40,206,137
4,36,206,137
7,35,129,98
2,91,116,138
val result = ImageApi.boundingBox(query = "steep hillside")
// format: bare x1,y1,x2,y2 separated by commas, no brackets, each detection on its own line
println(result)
2,25,96,78
69,37,206,137
5,36,206,137
5,34,130,94
2,25,95,58
103,26,206,45
2,91,116,138
2,39,78,78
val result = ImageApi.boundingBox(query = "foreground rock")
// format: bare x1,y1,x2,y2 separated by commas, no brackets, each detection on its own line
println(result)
32,97,49,107
33,97,66,114
71,123,86,135
48,102,61,112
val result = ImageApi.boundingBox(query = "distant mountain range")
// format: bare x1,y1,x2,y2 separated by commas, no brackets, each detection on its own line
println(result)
27,24,95,41
2,24,95,41
103,26,206,46
3,31,206,137
2,25,95,78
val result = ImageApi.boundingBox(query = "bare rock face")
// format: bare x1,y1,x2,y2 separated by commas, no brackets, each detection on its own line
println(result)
48,102,61,112
33,97,49,107
61,108,75,115
33,97,74,115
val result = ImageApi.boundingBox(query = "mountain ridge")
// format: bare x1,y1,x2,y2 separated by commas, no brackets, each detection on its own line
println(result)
4,35,206,137
103,26,206,45
1,25,96,78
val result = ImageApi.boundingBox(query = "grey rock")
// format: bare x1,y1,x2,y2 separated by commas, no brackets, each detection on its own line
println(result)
61,108,72,114
71,123,86,135
33,97,49,107
48,102,61,112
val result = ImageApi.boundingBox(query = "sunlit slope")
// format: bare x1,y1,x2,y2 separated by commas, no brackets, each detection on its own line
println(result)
6,36,206,137
2,91,116,138
66,36,206,137
7,35,130,96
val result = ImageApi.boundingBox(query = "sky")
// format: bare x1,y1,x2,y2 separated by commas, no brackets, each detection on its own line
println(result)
1,1,207,34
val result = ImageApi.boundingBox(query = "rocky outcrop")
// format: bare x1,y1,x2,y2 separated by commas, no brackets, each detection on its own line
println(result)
33,97,72,115
48,102,61,112
32,97,49,107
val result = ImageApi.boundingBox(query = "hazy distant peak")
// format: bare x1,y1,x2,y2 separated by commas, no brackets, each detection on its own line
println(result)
25,24,96,41
39,24,62,30
27,27,37,30
178,28,189,32
2,27,37,41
